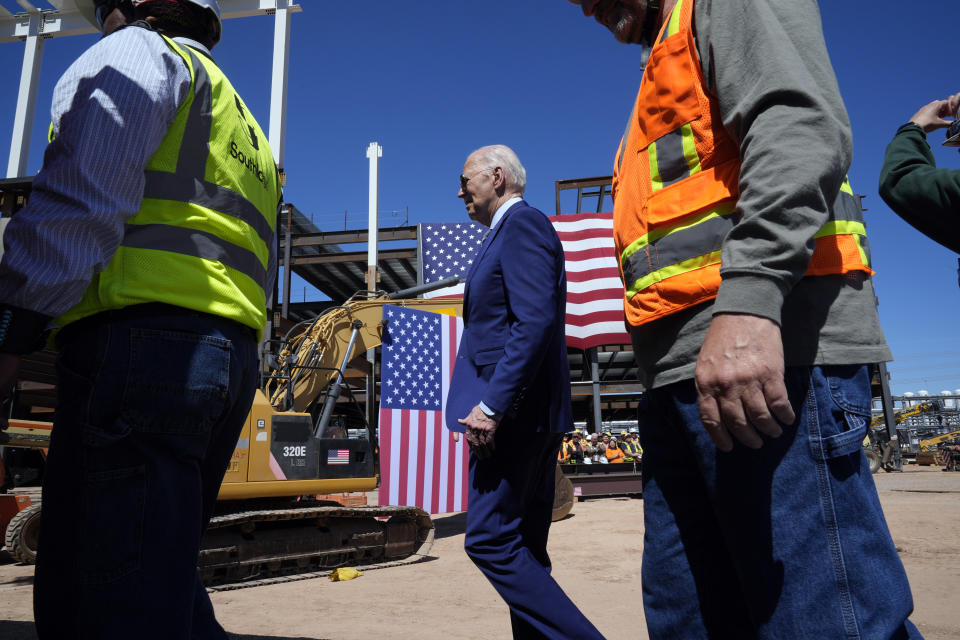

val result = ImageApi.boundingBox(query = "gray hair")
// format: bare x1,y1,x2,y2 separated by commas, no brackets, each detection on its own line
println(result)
472,145,527,195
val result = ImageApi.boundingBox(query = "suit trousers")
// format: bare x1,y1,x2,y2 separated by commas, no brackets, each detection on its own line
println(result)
464,427,604,640
34,304,258,639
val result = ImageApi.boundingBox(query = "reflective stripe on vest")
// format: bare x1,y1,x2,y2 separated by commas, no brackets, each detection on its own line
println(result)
55,31,279,336
612,0,873,326
139,45,274,286
649,123,701,191
621,204,736,297
122,223,267,287
620,179,871,298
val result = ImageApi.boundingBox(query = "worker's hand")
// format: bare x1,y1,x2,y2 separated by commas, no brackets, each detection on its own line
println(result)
0,353,21,430
948,92,960,119
695,313,795,452
910,95,959,133
458,405,500,460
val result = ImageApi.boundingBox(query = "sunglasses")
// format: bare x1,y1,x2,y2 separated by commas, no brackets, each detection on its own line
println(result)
459,170,490,191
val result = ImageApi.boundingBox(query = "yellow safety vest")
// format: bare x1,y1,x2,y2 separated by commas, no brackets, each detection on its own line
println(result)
57,32,280,338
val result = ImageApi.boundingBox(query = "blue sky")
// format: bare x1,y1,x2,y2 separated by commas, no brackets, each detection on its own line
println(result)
1,1,957,395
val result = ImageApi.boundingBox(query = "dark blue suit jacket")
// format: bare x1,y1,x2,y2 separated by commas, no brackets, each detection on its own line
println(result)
445,201,572,435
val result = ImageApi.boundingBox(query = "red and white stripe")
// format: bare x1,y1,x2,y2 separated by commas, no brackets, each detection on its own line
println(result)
378,314,469,514
549,212,630,349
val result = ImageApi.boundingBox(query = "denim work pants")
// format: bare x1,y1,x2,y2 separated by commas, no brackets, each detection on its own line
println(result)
34,305,258,640
639,365,921,639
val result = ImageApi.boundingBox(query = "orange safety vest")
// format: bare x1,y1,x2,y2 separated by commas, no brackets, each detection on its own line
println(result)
571,442,582,459
611,0,873,327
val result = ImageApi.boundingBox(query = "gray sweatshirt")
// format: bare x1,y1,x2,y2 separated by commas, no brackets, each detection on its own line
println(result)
630,0,891,388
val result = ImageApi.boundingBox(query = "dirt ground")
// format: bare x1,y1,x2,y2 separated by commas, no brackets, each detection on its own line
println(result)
1,466,957,640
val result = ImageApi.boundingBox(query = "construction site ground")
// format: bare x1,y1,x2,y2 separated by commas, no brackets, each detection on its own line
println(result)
1,465,957,640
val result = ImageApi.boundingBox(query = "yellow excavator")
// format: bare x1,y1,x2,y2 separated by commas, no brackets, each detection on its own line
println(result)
869,400,940,430
864,400,942,472
914,428,960,467
3,280,463,585
918,429,960,451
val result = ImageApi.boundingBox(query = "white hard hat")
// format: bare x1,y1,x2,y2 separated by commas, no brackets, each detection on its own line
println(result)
74,0,221,44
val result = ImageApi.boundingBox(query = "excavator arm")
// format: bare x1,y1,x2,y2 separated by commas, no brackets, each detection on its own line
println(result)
264,281,462,415
918,429,960,451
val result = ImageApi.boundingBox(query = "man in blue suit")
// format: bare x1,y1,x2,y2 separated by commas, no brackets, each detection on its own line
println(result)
446,145,603,639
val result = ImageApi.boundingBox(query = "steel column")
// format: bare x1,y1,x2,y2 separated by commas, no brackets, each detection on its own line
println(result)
366,142,382,433
7,4,44,179
366,141,382,290
281,204,292,320
876,361,902,471
268,0,291,173
589,348,602,434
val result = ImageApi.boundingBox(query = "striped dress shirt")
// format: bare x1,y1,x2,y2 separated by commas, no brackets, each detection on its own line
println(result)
0,27,210,320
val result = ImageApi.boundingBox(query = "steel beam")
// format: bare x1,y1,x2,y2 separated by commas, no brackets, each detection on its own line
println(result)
366,142,382,283
1,1,302,43
289,248,417,266
6,7,44,178
378,259,407,293
284,227,417,247
365,142,383,435
268,0,291,170
589,348,603,433
219,0,303,20
2,1,301,175
281,204,292,320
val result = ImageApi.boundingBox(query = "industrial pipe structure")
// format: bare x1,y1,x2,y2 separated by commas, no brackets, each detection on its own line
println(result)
0,0,301,178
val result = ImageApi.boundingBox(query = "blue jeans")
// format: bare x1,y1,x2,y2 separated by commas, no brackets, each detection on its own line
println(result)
34,305,258,640
639,365,921,639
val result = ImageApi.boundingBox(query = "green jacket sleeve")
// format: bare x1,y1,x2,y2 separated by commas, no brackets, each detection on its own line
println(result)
878,123,960,254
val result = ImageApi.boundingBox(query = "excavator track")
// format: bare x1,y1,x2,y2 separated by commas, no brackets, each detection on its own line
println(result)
199,504,434,588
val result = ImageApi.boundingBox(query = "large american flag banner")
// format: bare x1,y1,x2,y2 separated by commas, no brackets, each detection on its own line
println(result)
378,305,470,514
418,222,487,298
549,212,631,349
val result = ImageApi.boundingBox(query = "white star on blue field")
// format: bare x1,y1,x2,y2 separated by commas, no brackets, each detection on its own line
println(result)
381,306,442,412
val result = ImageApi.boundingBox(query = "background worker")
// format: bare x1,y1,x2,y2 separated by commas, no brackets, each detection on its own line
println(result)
603,434,625,464
581,433,596,462
620,431,641,463
568,432,586,463
585,432,603,463
568,0,921,638
879,92,960,253
594,433,608,463
558,432,574,462
0,1,280,637
446,145,603,639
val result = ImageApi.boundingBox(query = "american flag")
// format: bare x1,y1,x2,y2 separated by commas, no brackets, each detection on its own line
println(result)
416,213,629,349
327,449,350,465
378,305,469,514
549,212,630,350
419,222,487,298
